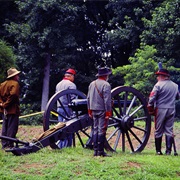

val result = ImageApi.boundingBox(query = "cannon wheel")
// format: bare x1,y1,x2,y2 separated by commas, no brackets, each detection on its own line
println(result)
43,86,151,153
105,86,151,153
43,89,92,149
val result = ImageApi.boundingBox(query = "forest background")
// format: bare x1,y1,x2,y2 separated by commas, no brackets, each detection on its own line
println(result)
0,0,180,124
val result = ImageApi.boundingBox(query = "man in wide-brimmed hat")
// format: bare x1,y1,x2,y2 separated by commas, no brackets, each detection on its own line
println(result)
0,67,21,149
87,67,112,157
147,68,179,155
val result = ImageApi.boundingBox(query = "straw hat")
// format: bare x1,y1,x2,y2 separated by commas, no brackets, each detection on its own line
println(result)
7,68,21,79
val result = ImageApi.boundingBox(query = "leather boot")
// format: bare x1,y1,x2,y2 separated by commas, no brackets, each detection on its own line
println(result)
165,135,173,155
94,150,98,156
97,134,111,157
93,145,98,156
97,151,112,157
155,137,163,155
93,133,98,156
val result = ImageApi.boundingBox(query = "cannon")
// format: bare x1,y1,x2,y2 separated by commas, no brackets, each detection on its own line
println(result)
0,86,151,156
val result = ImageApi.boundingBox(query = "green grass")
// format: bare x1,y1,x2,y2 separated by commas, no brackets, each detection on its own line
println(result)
0,147,180,180
0,123,180,180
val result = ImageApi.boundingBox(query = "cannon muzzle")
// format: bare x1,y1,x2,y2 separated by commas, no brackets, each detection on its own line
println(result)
68,99,88,113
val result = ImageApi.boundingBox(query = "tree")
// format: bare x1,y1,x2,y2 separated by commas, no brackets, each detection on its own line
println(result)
104,0,163,68
6,0,88,111
141,0,180,81
112,0,180,97
0,40,16,82
5,0,112,111
113,45,157,97
0,1,19,44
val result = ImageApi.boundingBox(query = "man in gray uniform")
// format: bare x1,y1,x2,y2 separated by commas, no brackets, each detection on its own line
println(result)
148,69,179,155
56,68,76,148
87,67,112,157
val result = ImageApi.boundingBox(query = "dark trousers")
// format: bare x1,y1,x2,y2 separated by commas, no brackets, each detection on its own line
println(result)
1,114,19,148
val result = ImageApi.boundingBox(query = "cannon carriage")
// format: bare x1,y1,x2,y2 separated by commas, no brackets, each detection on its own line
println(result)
0,86,151,156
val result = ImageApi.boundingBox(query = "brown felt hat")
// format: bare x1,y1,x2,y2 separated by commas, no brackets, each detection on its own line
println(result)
7,67,21,79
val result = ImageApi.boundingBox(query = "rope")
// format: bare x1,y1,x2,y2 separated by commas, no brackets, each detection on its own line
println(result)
0,111,44,123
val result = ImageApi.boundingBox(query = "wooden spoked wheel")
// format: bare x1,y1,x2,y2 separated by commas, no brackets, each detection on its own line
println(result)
43,89,92,149
105,86,151,153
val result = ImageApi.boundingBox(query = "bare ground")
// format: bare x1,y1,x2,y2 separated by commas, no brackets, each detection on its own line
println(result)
0,124,179,153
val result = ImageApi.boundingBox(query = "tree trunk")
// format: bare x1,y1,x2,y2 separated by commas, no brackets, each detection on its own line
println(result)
41,53,51,111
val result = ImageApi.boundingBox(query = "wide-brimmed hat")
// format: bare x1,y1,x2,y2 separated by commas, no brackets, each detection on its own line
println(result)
155,68,170,77
7,67,21,79
65,68,76,75
96,67,112,77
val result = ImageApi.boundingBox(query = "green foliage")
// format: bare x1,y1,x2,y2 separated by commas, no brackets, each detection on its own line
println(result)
113,45,157,97
5,0,101,108
19,104,43,125
106,0,163,67
0,40,16,82
141,0,180,70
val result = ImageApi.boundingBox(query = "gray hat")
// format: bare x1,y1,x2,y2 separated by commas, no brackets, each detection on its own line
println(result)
7,67,21,79
96,67,112,77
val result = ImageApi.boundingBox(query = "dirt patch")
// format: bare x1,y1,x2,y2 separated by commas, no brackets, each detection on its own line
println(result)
0,124,179,153
122,162,141,170
13,163,54,175
17,126,44,142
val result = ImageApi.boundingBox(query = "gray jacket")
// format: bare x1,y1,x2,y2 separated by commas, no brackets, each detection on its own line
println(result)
148,79,179,108
87,79,111,112
56,78,76,107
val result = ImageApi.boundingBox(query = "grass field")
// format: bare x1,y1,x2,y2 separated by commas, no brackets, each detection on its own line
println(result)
0,123,180,180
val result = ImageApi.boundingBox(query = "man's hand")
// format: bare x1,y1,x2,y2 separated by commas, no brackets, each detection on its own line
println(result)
105,111,112,120
147,105,155,116
88,109,92,119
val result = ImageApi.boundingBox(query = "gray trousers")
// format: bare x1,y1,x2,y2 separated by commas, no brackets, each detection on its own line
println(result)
92,110,108,151
155,108,175,138
1,114,19,148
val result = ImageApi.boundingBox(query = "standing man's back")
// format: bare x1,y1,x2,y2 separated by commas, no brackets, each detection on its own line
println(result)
148,68,179,155
55,68,76,148
87,67,112,157
0,67,21,149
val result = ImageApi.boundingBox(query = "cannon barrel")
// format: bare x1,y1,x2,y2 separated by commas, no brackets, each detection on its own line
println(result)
68,99,88,113
68,99,136,111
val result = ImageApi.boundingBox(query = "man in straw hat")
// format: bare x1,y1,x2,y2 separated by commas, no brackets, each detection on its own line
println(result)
0,67,21,149
147,68,179,155
87,67,112,157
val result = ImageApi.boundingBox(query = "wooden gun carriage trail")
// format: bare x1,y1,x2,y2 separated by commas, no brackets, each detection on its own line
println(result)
0,86,153,156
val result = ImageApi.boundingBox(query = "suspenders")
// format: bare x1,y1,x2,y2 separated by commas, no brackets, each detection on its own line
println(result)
95,80,103,98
